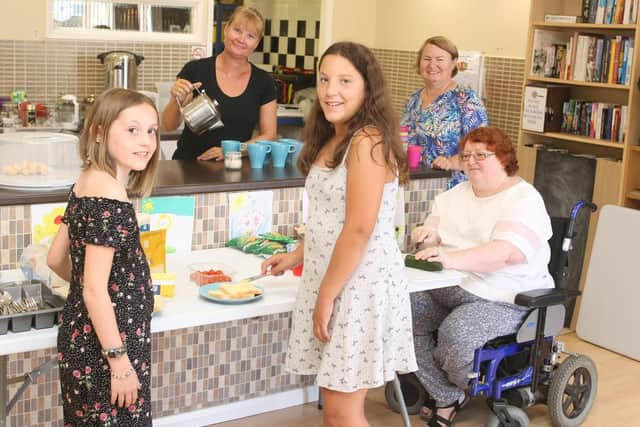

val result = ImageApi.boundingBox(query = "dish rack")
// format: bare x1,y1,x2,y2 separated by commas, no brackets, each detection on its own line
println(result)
0,280,65,334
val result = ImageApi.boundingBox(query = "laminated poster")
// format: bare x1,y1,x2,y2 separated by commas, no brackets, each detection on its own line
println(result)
140,195,195,254
31,203,67,245
228,191,273,239
454,50,485,99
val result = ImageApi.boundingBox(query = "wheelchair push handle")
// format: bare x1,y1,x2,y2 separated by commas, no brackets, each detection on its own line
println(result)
562,200,598,252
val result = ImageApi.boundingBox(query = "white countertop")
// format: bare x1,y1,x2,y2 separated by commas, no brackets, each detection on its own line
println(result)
0,248,464,355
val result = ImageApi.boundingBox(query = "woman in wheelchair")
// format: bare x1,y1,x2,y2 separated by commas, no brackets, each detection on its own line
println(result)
410,126,554,426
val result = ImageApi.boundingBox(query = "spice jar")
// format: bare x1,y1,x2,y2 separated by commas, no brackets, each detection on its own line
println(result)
224,151,242,169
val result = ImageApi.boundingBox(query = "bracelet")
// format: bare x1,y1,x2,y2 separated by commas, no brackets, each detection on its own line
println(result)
111,367,135,380
101,343,127,359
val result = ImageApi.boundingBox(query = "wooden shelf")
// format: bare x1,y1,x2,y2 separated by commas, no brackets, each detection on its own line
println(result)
526,76,630,90
533,22,636,30
632,146,640,152
521,130,625,149
626,191,640,201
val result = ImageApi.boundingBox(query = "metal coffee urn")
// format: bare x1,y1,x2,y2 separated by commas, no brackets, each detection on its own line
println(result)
97,50,144,89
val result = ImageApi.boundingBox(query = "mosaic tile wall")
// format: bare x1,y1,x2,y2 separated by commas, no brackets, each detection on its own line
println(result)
0,39,195,111
0,177,447,425
4,312,311,426
372,48,525,145
0,181,445,270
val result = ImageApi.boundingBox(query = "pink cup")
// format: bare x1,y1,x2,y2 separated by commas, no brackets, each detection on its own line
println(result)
407,145,422,169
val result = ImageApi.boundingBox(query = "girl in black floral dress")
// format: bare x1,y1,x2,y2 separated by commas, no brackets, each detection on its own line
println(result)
48,88,160,426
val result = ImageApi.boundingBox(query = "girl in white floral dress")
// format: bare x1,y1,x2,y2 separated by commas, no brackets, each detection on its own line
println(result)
262,42,417,427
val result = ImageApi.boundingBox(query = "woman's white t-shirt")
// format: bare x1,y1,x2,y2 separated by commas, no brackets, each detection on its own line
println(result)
429,180,554,303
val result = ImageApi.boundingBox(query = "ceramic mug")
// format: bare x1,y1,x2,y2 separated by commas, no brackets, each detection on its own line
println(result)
221,140,246,157
256,140,276,165
271,142,296,168
279,138,304,166
247,143,272,168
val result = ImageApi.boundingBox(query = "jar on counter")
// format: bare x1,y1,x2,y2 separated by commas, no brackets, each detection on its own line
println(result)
224,151,242,169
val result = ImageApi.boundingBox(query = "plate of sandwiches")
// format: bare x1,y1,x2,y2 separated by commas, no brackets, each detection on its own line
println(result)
199,280,264,304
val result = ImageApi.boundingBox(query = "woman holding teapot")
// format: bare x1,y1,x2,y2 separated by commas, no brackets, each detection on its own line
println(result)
162,6,277,160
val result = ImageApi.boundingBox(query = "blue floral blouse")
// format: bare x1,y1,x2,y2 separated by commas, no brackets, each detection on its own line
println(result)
402,87,488,188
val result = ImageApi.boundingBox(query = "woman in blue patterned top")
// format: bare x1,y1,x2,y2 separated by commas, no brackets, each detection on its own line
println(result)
402,36,488,188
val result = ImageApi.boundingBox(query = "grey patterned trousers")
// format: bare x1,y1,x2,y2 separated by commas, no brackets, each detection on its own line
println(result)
410,286,529,407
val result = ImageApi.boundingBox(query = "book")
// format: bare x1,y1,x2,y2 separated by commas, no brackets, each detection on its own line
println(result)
531,30,571,76
544,14,582,23
583,0,593,21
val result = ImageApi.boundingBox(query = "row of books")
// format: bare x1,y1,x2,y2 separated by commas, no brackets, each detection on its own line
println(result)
531,30,634,85
581,0,639,24
561,99,627,142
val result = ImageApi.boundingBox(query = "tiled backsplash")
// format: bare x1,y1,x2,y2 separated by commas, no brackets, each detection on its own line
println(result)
0,39,194,109
252,19,320,70
0,180,447,271
0,41,523,143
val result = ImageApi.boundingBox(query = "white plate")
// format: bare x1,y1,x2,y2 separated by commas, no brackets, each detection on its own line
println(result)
0,168,77,190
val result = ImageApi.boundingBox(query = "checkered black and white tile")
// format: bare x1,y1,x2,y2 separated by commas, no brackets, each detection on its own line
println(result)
251,19,320,70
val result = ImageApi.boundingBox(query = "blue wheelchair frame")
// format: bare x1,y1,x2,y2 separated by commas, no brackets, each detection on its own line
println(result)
386,200,599,427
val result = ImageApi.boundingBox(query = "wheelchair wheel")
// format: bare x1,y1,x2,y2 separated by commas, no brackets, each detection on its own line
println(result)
384,373,430,415
485,405,530,427
547,354,598,427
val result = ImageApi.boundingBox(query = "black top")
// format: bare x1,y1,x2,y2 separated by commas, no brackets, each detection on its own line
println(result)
172,56,276,160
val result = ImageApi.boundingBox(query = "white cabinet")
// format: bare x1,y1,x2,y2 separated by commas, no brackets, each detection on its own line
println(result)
46,0,213,45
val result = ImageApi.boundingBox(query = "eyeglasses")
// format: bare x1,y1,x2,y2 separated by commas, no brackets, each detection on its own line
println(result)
459,151,496,162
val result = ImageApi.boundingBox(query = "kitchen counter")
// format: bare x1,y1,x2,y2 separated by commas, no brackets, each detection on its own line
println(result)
0,161,450,206
0,247,465,355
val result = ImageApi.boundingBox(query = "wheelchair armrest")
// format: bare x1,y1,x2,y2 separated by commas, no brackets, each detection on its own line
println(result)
514,288,581,308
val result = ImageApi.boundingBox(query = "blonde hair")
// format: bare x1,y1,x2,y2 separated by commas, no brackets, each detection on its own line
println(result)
224,6,265,37
78,88,160,197
416,35,459,77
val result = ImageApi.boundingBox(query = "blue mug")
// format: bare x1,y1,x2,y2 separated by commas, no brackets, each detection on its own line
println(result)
247,143,272,168
256,140,276,165
279,138,303,166
221,140,246,157
271,142,296,168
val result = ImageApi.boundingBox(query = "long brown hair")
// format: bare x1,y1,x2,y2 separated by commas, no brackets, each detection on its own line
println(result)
297,42,408,184
79,88,160,197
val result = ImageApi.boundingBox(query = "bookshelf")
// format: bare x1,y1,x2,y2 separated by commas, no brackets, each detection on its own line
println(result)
520,0,640,328
520,0,640,211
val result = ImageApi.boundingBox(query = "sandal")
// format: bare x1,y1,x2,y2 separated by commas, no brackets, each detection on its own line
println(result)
425,394,469,427
419,398,437,421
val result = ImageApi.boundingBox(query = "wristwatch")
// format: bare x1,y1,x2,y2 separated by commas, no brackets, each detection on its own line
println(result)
101,343,127,359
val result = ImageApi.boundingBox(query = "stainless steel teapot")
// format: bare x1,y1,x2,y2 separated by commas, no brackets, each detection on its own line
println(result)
177,87,224,135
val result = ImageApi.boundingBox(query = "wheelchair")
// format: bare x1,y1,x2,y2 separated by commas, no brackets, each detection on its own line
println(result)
385,200,599,427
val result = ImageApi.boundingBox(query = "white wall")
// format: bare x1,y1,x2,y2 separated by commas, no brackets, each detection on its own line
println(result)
0,0,531,57
0,0,46,40
373,0,530,57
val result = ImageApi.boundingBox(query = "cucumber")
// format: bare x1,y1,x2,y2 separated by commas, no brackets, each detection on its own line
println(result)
404,254,443,272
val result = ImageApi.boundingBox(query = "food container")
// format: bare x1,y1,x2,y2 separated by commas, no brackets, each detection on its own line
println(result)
188,262,235,286
0,280,66,335
224,151,242,169
0,132,81,190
